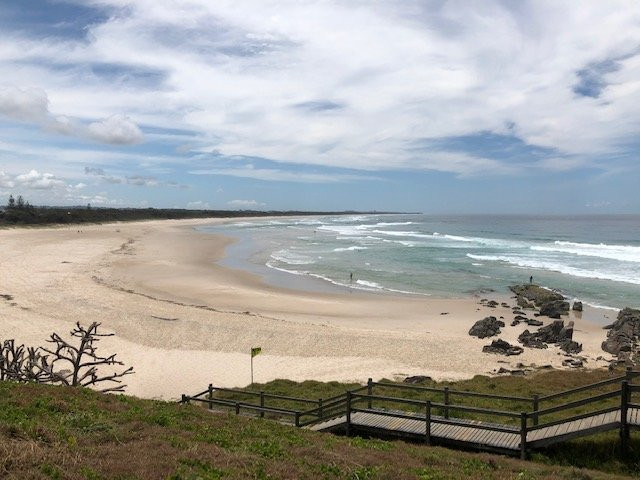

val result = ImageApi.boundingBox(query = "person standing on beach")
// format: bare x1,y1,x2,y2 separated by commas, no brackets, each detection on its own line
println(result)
529,275,533,284
350,272,353,282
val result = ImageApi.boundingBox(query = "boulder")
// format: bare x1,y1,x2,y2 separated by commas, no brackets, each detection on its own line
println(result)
514,315,528,321
483,339,524,356
518,330,548,349
562,358,584,368
559,340,582,354
404,375,432,384
525,319,543,327
516,296,535,309
469,316,505,338
511,319,521,326
601,308,640,356
572,301,583,312
509,284,565,307
486,300,499,308
539,300,570,319
517,320,574,350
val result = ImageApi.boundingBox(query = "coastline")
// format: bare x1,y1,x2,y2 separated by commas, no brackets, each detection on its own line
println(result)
0,217,616,399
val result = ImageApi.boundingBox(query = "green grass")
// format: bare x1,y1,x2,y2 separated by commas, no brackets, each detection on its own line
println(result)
0,369,639,479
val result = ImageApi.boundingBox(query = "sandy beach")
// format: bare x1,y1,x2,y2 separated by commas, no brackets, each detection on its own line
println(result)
0,218,616,399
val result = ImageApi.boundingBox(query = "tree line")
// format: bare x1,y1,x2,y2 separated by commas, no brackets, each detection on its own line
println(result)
1,195,384,226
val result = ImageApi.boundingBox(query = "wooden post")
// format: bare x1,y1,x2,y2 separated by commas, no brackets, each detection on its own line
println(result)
208,384,213,410
532,394,539,426
626,367,633,383
367,378,373,409
260,391,265,418
235,402,240,415
295,412,300,428
425,400,432,445
620,381,629,457
444,387,450,419
346,391,352,437
520,412,528,460
181,394,188,404
318,398,323,418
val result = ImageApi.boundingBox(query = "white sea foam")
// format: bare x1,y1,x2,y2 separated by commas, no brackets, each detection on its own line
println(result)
270,249,316,265
531,241,640,263
333,246,368,252
466,254,640,285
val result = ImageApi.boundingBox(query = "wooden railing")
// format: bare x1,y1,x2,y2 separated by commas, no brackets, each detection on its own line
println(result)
181,369,640,458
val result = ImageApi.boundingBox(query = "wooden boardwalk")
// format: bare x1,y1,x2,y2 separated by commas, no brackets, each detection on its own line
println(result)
182,370,640,459
310,407,640,454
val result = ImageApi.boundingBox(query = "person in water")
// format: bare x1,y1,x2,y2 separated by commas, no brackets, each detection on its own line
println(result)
350,272,353,282
529,275,533,284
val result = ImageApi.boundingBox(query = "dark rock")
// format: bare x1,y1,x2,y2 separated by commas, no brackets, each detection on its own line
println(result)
497,367,511,374
525,319,543,327
516,296,535,309
539,300,570,319
517,320,574,350
562,359,584,368
514,315,528,321
404,375,433,384
601,308,640,356
487,300,499,308
518,330,548,349
501,302,510,308
572,301,583,312
512,310,526,315
511,319,520,326
483,339,524,356
510,284,564,307
559,340,582,354
469,316,505,338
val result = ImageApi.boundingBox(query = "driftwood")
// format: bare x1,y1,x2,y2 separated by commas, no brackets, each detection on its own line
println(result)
1,322,134,393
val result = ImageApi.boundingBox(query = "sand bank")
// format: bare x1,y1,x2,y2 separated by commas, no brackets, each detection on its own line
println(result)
0,218,615,399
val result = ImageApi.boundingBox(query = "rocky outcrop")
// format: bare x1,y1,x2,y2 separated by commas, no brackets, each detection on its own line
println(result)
510,284,564,307
517,320,582,353
518,330,548,349
601,308,640,356
572,301,583,312
469,316,505,338
539,300,570,319
483,339,524,356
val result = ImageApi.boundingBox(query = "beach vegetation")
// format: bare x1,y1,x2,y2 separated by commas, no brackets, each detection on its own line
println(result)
1,369,639,478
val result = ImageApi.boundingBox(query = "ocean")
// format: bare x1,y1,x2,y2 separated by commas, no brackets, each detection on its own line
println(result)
200,214,640,311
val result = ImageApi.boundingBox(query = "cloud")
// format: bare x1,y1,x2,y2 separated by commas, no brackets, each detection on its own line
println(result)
186,200,210,208
189,165,381,183
125,175,157,186
87,114,144,145
0,86,49,122
227,199,265,208
15,170,65,190
1,0,640,185
0,171,15,189
85,166,106,176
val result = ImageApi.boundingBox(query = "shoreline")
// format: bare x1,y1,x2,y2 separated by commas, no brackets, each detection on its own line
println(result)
0,217,617,399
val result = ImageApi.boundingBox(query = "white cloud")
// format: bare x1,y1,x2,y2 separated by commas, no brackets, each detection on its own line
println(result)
190,166,380,183
227,199,265,208
0,1,640,177
87,114,144,145
15,170,65,190
0,171,15,189
0,86,49,122
187,200,210,209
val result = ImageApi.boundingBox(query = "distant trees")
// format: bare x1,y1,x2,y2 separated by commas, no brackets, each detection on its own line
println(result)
0,322,134,393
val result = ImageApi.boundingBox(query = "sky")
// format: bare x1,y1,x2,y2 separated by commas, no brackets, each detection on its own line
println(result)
0,0,639,213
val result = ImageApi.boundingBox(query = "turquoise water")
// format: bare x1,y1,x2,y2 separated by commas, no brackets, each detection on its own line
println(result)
201,214,640,310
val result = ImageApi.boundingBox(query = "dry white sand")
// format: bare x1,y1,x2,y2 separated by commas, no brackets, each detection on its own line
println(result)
0,218,616,400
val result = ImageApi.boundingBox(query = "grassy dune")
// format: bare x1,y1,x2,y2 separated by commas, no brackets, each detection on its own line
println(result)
1,369,639,479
